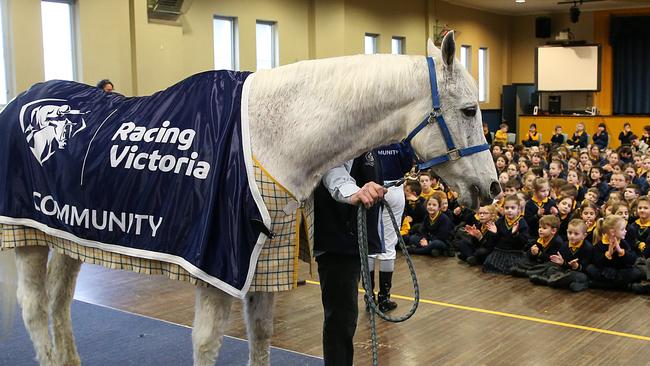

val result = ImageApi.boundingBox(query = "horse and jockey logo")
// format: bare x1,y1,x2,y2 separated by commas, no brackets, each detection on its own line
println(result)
18,99,88,164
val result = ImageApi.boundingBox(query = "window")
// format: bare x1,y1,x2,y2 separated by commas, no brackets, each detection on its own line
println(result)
460,45,471,71
256,21,278,70
0,1,9,105
364,34,379,54
391,37,405,55
478,47,488,102
41,0,76,81
213,16,238,71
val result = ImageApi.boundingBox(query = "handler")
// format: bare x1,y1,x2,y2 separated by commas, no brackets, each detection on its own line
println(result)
314,151,387,366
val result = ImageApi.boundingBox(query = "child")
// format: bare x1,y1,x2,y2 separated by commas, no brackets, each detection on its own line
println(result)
513,215,564,278
494,123,509,146
521,171,536,197
618,122,634,146
551,125,565,146
628,196,650,262
494,155,508,175
522,123,540,147
556,195,575,241
577,200,599,244
548,160,565,180
566,169,586,203
567,123,588,149
623,184,640,206
524,178,558,238
531,219,593,292
406,195,454,257
593,122,609,150
584,187,599,206
418,171,435,200
483,122,493,145
506,163,519,182
401,180,427,235
585,216,647,292
482,195,530,275
455,205,498,265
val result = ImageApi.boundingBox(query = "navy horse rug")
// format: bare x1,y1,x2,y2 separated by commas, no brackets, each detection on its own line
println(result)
0,71,279,297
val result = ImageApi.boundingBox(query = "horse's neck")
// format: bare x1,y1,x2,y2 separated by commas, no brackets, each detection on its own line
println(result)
247,54,431,201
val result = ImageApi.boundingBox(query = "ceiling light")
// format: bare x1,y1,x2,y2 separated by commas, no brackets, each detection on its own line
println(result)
515,0,526,3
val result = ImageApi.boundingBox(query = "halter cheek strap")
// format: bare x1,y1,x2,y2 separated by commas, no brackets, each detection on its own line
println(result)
401,57,490,171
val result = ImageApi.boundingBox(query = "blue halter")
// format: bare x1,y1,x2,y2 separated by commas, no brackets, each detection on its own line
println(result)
401,57,490,171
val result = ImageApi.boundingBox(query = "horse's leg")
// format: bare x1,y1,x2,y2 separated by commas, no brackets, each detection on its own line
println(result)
15,246,54,365
244,292,275,366
47,252,82,366
192,286,234,366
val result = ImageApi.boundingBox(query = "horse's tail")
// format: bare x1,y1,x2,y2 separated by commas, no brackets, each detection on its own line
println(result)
0,227,17,340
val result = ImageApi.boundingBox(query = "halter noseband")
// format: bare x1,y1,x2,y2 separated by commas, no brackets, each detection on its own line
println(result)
401,57,490,171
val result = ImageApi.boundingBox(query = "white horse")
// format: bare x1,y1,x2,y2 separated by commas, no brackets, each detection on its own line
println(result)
0,32,499,365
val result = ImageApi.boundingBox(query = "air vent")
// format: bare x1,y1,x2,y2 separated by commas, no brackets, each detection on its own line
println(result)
147,0,193,22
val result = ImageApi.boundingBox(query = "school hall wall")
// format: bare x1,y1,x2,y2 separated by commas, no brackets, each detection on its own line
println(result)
9,0,517,113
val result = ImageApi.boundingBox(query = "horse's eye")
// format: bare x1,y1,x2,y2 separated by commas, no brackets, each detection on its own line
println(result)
461,107,477,117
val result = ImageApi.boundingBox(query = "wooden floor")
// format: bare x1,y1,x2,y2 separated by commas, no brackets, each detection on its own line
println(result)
73,254,650,366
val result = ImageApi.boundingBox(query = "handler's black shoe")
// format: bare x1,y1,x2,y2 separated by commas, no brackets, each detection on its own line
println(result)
378,298,398,313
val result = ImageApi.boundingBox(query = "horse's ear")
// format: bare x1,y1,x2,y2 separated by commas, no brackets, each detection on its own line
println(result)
427,38,440,57
441,31,456,70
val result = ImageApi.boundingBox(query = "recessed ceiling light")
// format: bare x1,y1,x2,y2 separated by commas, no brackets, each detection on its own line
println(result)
515,0,526,3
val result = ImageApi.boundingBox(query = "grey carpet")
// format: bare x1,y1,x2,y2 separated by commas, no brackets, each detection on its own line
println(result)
0,300,322,365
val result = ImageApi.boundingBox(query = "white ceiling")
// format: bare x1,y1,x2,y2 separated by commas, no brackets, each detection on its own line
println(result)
444,0,650,15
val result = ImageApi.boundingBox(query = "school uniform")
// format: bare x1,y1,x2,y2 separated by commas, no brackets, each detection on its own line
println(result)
524,196,557,238
403,197,427,228
522,131,540,147
482,215,529,274
585,238,644,290
619,130,634,146
593,131,609,150
557,213,573,242
551,133,565,146
627,218,650,258
530,240,593,292
494,130,508,145
454,214,494,265
585,222,596,245
567,131,588,149
407,211,454,256
511,234,564,277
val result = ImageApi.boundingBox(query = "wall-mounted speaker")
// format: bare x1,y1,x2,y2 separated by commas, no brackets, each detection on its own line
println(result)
535,17,551,38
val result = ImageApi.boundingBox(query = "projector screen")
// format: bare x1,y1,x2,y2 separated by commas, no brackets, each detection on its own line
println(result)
536,45,601,91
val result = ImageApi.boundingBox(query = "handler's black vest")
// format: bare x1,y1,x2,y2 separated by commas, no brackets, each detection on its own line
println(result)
314,152,383,255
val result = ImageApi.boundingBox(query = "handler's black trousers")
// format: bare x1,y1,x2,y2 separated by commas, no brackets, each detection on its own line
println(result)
317,252,361,366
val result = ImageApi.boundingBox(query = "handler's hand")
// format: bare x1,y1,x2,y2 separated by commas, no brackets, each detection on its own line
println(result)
350,182,387,208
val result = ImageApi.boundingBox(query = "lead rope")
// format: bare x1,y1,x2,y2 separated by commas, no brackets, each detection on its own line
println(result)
357,181,420,366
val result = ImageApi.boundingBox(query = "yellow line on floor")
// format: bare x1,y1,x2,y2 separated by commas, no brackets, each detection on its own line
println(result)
304,279,650,342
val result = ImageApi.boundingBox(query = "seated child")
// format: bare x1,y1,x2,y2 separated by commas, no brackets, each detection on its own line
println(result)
530,219,593,292
524,177,558,238
455,204,498,266
550,125,565,146
406,195,454,257
556,195,575,242
494,123,509,146
418,171,436,201
585,215,648,293
576,200,599,244
400,180,427,237
522,123,540,147
512,215,564,277
482,195,530,275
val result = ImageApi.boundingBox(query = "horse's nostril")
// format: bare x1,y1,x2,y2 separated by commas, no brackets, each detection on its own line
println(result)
489,181,501,198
